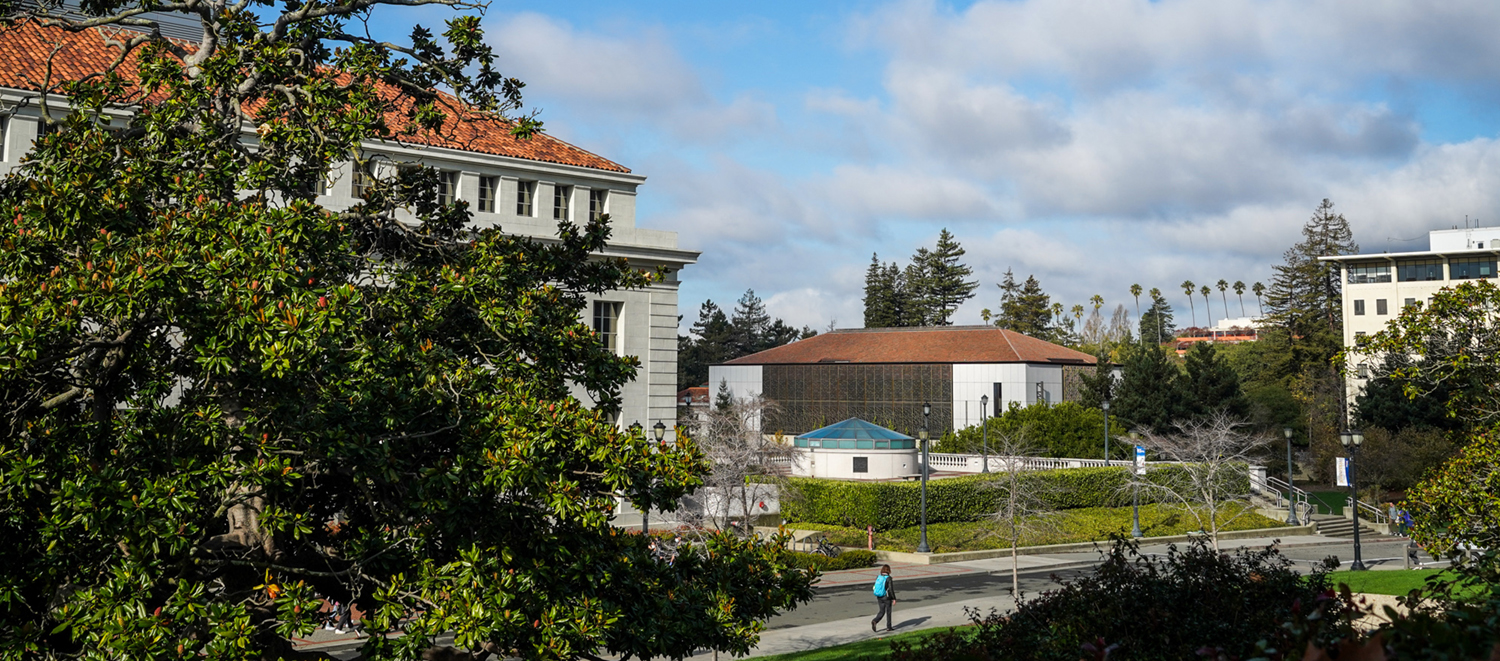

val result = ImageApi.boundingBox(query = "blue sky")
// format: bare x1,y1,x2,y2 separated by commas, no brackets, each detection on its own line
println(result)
386,1,1500,331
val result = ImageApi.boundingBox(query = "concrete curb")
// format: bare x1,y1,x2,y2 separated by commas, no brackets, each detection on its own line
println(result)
862,524,1319,565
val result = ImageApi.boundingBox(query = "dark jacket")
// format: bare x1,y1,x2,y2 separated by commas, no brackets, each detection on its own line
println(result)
875,574,896,600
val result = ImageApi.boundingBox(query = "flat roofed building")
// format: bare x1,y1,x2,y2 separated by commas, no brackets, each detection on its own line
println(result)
709,326,1100,437
0,22,699,432
1319,226,1500,408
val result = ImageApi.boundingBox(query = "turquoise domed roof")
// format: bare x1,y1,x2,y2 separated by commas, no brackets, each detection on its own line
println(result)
795,418,916,449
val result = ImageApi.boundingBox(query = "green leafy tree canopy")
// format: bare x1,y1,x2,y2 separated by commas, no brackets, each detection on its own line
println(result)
0,5,813,660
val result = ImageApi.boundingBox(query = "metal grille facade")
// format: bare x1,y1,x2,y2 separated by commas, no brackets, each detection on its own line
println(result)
1060,364,1090,403
762,364,953,437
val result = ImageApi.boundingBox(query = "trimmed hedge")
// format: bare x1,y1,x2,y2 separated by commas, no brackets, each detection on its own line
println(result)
788,549,877,571
782,466,1249,531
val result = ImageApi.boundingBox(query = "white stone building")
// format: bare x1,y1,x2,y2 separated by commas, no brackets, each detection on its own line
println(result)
0,23,698,433
1319,226,1500,405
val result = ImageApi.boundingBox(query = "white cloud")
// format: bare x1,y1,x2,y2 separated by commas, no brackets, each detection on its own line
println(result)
485,13,777,142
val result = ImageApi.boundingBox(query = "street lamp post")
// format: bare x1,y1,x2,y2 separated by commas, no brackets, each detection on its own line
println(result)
630,422,648,533
1102,398,1111,466
1284,427,1299,525
917,402,932,554
1130,432,1142,538
980,394,990,474
1340,430,1367,571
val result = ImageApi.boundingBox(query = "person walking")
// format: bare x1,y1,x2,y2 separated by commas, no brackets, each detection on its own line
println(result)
870,565,897,633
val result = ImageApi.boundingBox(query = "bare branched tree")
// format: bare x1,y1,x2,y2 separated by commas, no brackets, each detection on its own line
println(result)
680,394,800,535
986,429,1062,595
1131,413,1267,550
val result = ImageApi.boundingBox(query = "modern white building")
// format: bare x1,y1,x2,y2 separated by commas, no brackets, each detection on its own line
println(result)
1319,226,1500,404
0,23,698,432
710,326,1103,437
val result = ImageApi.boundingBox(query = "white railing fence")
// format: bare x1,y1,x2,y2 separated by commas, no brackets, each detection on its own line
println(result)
923,452,1162,473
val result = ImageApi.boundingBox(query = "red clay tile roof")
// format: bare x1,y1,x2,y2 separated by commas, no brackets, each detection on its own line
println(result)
722,326,1099,365
0,22,630,173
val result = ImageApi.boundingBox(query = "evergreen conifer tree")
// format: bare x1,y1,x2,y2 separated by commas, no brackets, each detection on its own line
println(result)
1113,342,1186,434
915,228,979,325
863,253,901,328
715,379,734,411
901,255,932,327
1182,342,1249,419
1264,199,1357,378
731,289,773,355
1139,291,1176,344
994,272,1054,338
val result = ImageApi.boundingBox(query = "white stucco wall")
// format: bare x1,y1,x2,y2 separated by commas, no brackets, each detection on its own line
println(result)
708,365,765,401
0,99,698,440
796,448,919,480
951,363,1031,428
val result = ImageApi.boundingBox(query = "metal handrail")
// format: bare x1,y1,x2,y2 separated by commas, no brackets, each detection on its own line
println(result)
1260,475,1315,517
1347,496,1389,524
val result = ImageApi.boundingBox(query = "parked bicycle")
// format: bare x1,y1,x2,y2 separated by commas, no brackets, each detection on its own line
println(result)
814,539,842,557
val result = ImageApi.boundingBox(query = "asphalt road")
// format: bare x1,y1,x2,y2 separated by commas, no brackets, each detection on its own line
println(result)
313,536,1439,659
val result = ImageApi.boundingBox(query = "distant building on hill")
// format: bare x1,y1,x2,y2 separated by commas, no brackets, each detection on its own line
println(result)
1173,317,1262,355
708,326,1100,437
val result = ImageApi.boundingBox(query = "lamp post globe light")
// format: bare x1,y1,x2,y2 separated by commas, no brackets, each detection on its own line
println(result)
1130,432,1142,539
980,394,990,474
1101,398,1111,466
1284,427,1299,526
1340,430,1367,571
918,402,932,554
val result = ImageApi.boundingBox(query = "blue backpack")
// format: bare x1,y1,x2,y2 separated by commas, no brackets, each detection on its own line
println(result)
873,575,889,597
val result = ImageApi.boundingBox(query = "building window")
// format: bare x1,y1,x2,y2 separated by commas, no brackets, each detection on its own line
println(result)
1355,331,1367,340
593,301,622,353
516,180,535,216
554,185,571,221
1376,299,1388,315
589,188,607,221
1404,298,1416,308
853,457,869,473
1346,263,1391,284
992,383,1002,418
1357,364,1369,379
437,170,458,206
351,161,375,199
1450,258,1497,280
0,117,7,161
477,176,497,212
1353,300,1365,316
1397,259,1444,282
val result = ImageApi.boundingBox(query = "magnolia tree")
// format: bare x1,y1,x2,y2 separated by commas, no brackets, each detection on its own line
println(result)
1132,414,1264,550
0,1,813,659
1358,280,1500,426
679,395,799,534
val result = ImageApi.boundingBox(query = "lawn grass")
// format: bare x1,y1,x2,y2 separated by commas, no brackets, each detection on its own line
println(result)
1307,491,1346,515
789,503,1286,553
754,628,948,661
1328,569,1449,595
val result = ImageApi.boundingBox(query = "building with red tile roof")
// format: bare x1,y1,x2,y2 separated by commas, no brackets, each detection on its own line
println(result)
0,19,698,432
710,326,1103,438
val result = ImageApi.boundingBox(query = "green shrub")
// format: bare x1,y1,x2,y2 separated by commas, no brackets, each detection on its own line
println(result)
787,549,877,571
934,401,1129,459
781,465,1245,530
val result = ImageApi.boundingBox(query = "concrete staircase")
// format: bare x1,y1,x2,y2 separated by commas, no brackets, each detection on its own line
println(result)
1311,514,1383,539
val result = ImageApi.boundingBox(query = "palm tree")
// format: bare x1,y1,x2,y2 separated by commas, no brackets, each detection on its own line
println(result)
1071,304,1084,328
1181,280,1197,328
1216,280,1229,320
1090,294,1104,315
1051,302,1065,329
1148,287,1164,343
1233,281,1246,317
1200,285,1213,329
1252,281,1266,316
1130,283,1143,319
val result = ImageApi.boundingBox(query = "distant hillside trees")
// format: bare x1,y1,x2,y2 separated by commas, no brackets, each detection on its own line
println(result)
863,228,979,328
678,289,815,390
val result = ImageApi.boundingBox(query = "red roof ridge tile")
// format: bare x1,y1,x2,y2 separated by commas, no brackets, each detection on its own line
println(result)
0,23,630,174
722,326,1097,366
